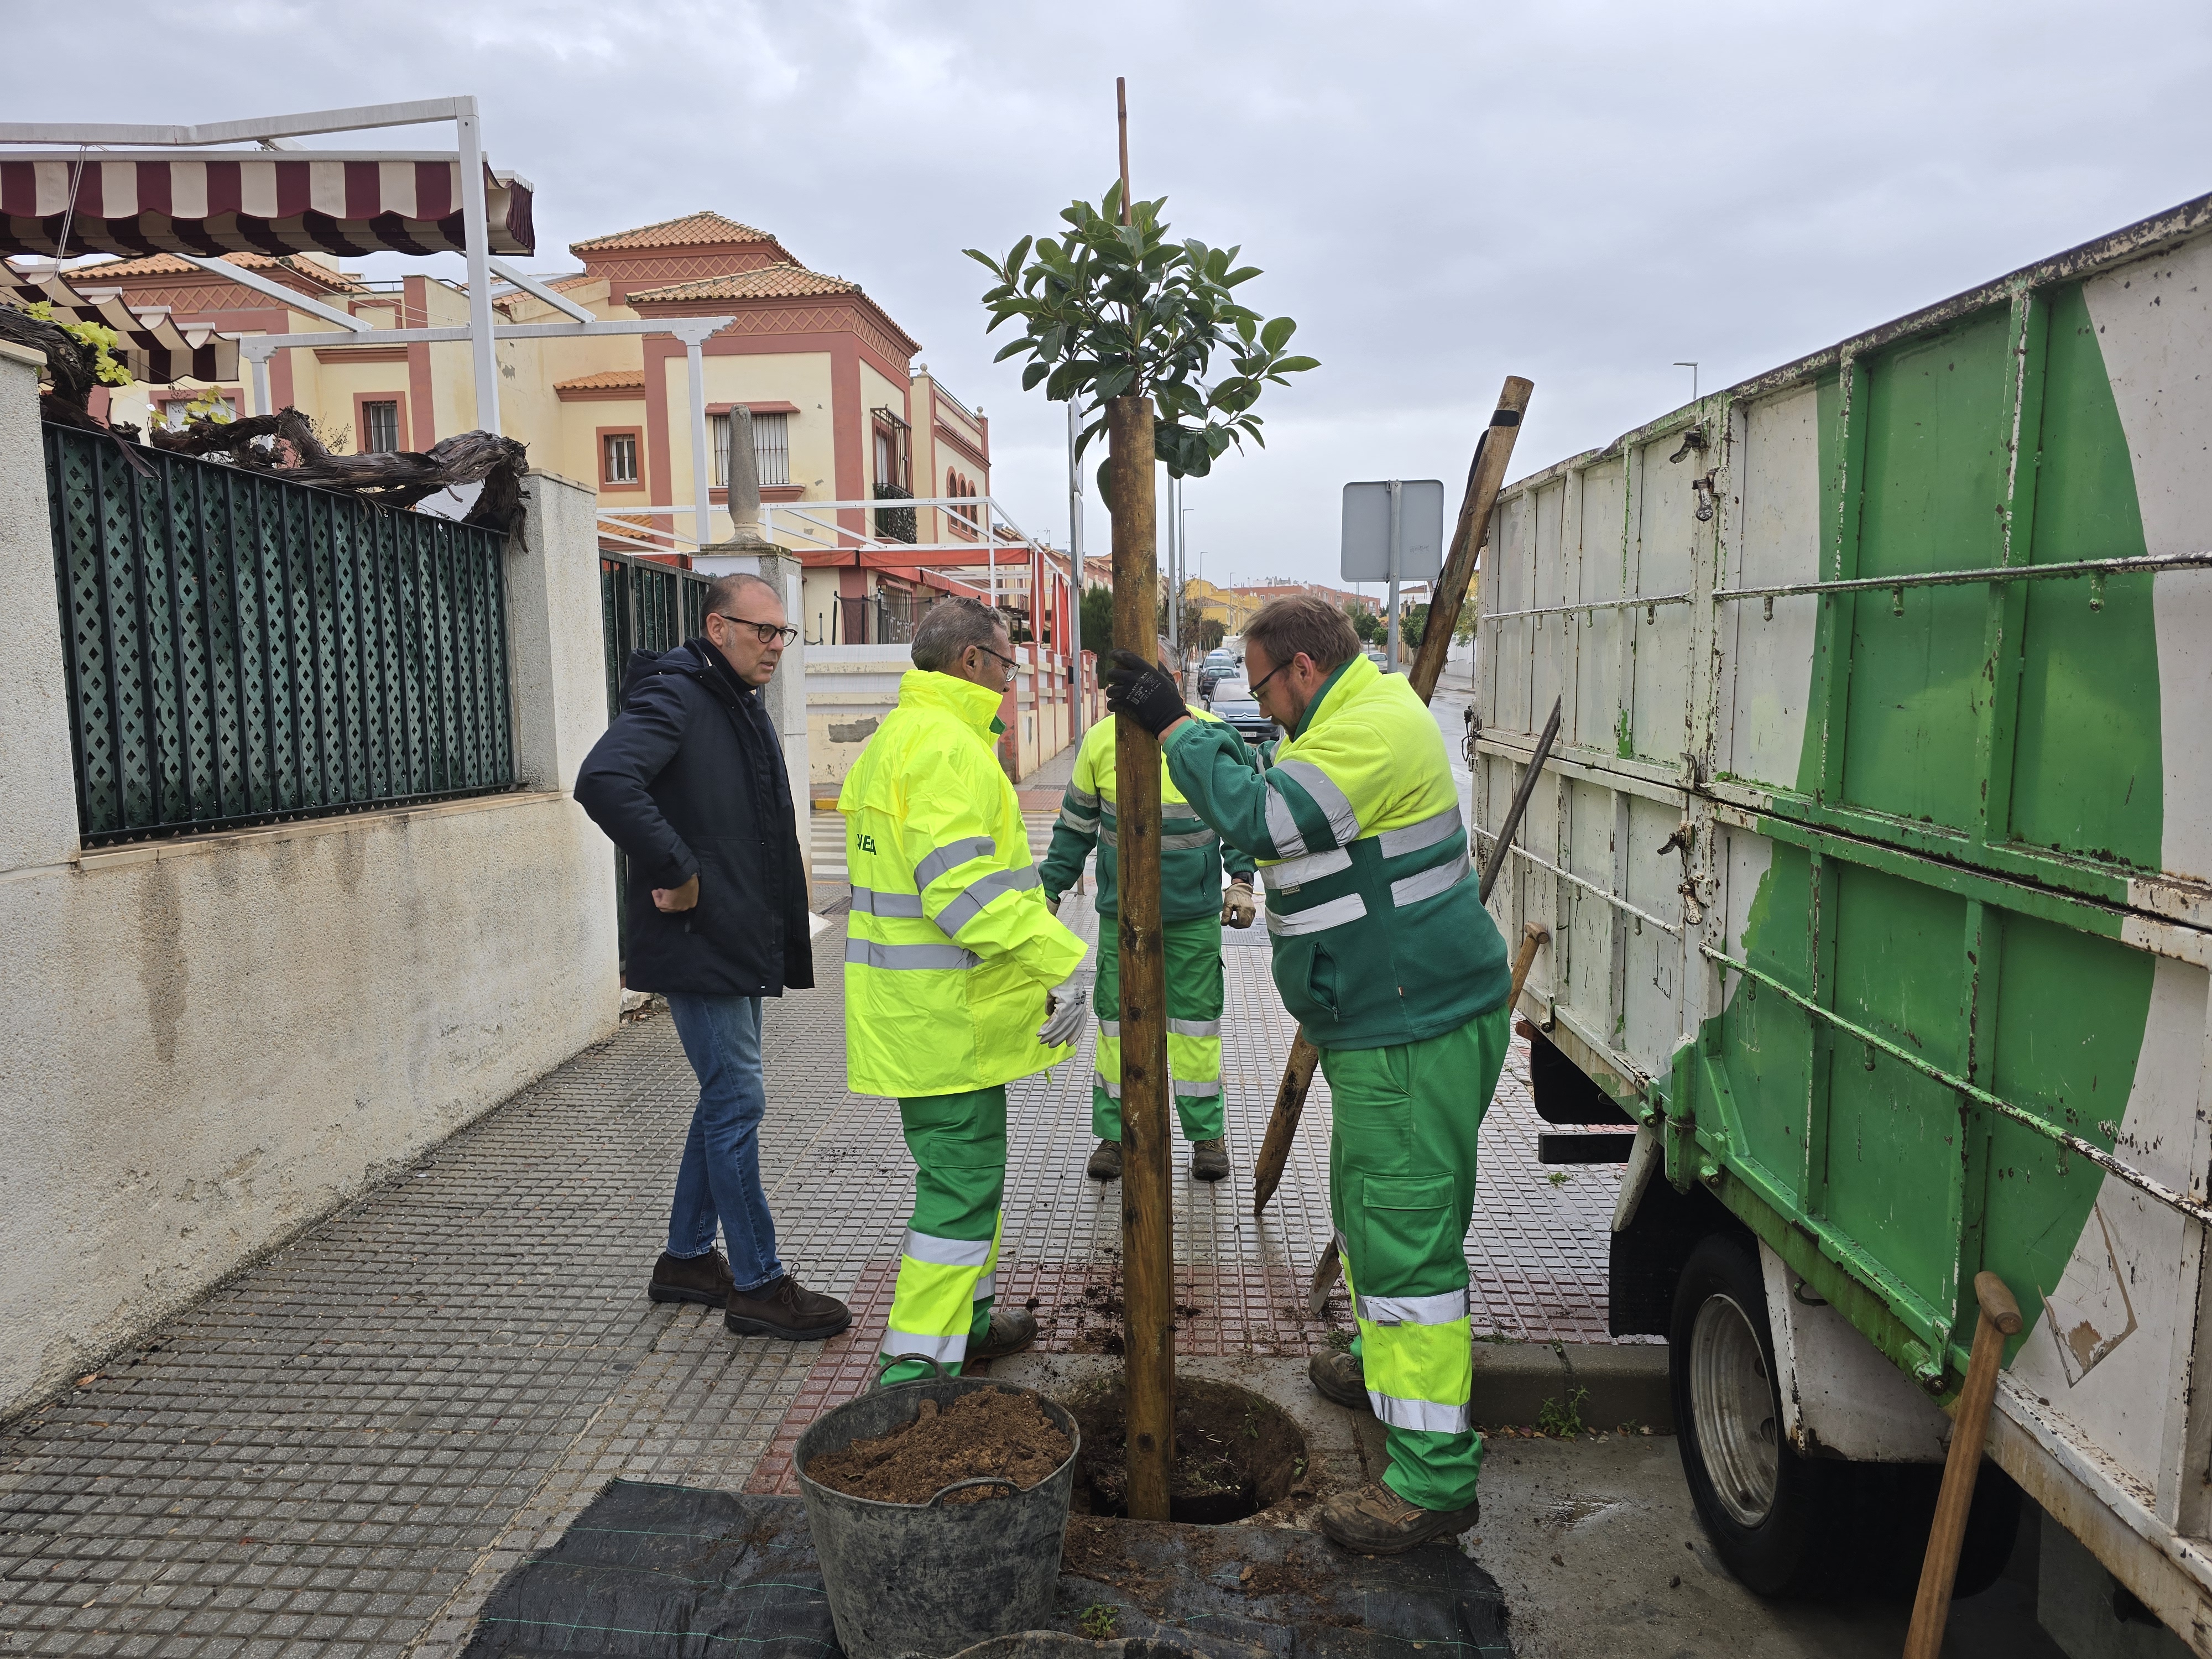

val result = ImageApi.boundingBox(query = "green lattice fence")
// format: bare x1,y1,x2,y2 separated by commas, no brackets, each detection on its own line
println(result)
45,425,516,847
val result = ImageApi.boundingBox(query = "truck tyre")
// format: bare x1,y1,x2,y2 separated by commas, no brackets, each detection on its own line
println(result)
1671,1232,1841,1596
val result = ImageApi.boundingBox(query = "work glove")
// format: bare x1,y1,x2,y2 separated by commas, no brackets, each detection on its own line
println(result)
1222,879,1256,930
1039,978,1089,1048
1104,648,1188,737
1046,892,1061,917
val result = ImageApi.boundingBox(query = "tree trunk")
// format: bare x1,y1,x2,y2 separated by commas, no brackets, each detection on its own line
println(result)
1107,393,1174,1524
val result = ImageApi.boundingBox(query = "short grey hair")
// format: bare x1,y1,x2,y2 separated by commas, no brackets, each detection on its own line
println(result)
911,597,1008,672
703,571,779,617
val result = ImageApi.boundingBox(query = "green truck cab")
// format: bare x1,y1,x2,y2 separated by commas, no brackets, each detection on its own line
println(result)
1474,192,2212,1648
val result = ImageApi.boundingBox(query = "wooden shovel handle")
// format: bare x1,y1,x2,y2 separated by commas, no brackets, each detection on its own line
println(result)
1902,1272,2018,1659
1507,924,1549,1016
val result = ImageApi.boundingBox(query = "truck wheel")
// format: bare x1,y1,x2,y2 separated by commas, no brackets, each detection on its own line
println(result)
1671,1232,1840,1596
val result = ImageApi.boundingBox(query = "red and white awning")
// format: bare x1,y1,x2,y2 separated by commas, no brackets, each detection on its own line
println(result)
0,153,534,260
1,262,237,385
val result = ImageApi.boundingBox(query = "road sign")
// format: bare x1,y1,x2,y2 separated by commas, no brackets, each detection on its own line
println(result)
1340,478,1446,583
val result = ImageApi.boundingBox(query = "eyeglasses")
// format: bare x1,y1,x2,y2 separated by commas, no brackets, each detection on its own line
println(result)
1248,655,1296,698
714,613,799,648
975,644,1020,682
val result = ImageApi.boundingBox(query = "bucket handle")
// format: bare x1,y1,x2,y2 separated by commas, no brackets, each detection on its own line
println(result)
925,1475,1021,1508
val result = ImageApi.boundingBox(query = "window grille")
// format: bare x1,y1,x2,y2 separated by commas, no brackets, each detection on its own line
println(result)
753,412,790,487
363,400,399,453
603,431,639,485
44,426,514,847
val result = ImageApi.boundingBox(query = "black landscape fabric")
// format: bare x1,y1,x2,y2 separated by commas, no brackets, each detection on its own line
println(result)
462,1479,1512,1659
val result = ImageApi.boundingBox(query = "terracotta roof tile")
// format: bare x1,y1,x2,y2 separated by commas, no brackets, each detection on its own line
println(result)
69,251,369,293
627,262,860,303
570,211,776,253
553,369,646,392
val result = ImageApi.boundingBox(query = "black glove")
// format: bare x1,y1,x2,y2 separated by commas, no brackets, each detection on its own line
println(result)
1104,648,1188,736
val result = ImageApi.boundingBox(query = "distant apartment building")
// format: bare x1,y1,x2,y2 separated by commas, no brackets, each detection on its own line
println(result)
1218,580,1383,617
72,212,1005,646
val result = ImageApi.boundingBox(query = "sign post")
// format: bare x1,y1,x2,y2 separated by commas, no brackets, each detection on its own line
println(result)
1341,477,1446,670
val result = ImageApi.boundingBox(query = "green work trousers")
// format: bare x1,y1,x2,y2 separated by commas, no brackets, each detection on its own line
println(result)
880,1086,1006,1386
1319,1003,1510,1512
1091,916,1225,1144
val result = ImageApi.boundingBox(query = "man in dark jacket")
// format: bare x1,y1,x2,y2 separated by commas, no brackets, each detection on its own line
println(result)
575,572,850,1342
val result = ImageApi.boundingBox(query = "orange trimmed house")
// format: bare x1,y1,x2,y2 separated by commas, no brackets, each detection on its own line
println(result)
83,211,1006,648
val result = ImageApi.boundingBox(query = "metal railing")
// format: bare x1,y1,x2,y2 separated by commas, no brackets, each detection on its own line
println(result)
599,550,711,719
45,426,514,847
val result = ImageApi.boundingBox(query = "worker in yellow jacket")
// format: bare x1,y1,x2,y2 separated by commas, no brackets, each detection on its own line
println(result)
841,597,1088,1384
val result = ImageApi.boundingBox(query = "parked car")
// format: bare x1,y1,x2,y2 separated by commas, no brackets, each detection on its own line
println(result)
1207,695,1274,749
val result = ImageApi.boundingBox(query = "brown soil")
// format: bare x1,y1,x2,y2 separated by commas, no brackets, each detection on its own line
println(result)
1066,1377,1308,1525
804,1389,1071,1507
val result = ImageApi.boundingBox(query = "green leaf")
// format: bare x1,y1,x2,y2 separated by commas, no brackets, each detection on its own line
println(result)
1273,354,1320,374
1007,235,1033,276
962,247,1003,275
1222,266,1263,287
993,338,1031,363
1022,362,1051,390
1095,363,1136,401
1261,316,1296,353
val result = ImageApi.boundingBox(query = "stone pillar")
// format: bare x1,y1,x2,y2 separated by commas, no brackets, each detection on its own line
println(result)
0,342,81,877
506,469,611,794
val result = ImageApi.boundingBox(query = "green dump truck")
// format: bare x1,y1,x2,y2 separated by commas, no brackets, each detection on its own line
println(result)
1473,191,2212,1648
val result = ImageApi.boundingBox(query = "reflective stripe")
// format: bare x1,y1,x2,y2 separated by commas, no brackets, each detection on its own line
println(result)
1390,851,1471,909
1161,816,1209,835
1167,1017,1220,1039
1264,787,1309,859
1058,806,1099,833
1266,893,1369,936
1357,1288,1471,1327
847,938,980,971
849,886,925,918
1276,760,1360,847
915,835,998,890
1098,1020,1120,1038
1173,1079,1220,1098
883,1328,968,1363
1161,828,1219,851
1368,1391,1474,1434
901,1229,995,1268
1260,847,1350,892
937,865,1041,936
1378,805,1464,859
1068,787,1100,809
1094,1072,1121,1099
973,1272,997,1302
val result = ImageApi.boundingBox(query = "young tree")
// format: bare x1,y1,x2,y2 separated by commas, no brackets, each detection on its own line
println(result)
966,142,1315,1521
1080,582,1117,656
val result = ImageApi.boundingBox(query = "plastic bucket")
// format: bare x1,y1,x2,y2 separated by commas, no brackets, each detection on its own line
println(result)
795,1374,1081,1659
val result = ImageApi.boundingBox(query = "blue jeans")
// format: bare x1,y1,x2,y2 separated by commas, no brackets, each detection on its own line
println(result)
664,993,784,1294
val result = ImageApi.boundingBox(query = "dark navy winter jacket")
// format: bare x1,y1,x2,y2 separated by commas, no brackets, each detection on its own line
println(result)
573,639,813,998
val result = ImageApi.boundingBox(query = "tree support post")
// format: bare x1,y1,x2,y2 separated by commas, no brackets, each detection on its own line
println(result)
1109,391,1174,1524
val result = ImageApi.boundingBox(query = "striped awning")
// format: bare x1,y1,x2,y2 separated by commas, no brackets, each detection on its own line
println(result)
1,262,237,385
0,152,534,260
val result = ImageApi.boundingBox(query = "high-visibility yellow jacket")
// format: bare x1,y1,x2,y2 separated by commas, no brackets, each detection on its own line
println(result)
1164,653,1509,1050
1037,710,1258,922
839,670,1088,1097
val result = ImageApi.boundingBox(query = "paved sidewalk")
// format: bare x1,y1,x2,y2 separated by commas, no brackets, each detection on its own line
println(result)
0,891,1625,1658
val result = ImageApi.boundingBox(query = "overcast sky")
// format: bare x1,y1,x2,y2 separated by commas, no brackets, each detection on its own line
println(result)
18,1,2212,591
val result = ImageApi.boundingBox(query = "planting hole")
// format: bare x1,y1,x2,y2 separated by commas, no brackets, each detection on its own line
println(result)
1062,1377,1308,1525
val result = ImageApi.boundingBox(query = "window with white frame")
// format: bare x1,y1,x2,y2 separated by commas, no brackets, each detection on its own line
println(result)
709,410,791,489
603,431,639,486
156,393,236,432
362,400,400,453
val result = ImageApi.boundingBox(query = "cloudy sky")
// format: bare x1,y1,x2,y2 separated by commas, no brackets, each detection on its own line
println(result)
18,1,2211,591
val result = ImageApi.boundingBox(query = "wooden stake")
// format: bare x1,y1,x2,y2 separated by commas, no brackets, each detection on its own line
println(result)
1902,1272,2022,1659
1117,77,1131,220
1108,388,1173,1524
1250,377,1535,1219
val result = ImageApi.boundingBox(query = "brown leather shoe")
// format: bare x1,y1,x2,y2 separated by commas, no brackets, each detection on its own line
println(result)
1318,1481,1480,1554
1086,1139,1123,1181
1308,1349,1373,1413
649,1249,734,1308
969,1308,1038,1363
724,1274,852,1341
1190,1138,1230,1181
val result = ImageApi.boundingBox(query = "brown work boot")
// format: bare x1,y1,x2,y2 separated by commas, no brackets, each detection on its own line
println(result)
649,1249,734,1308
1318,1481,1480,1554
724,1274,852,1341
1087,1139,1123,1180
969,1308,1039,1363
1190,1138,1230,1181
1308,1349,1373,1412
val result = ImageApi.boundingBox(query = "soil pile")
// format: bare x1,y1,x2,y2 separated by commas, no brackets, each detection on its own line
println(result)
805,1389,1072,1506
